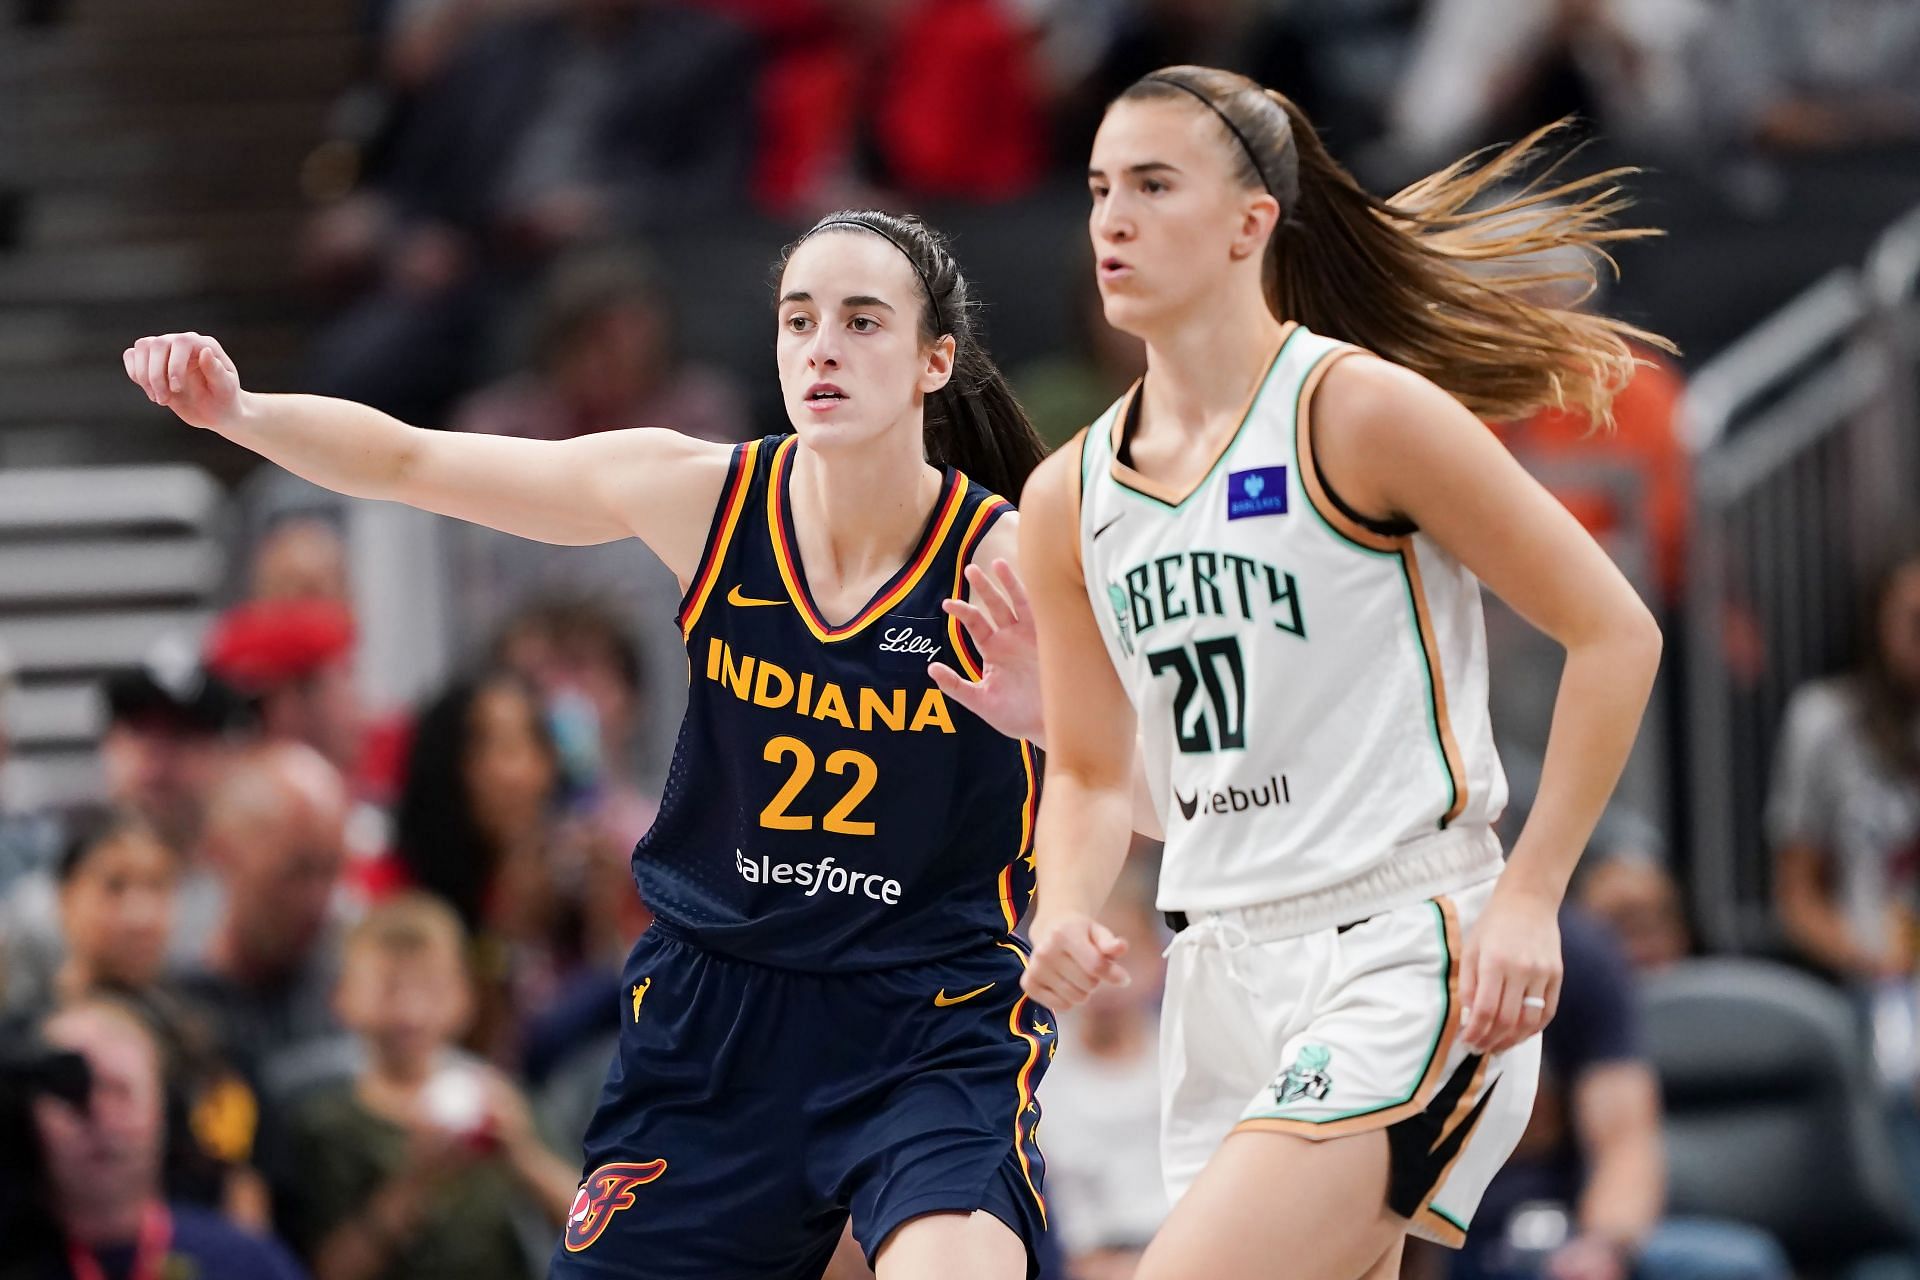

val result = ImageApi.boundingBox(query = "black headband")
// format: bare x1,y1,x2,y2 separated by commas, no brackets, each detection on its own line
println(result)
807,218,947,337
1144,76,1276,198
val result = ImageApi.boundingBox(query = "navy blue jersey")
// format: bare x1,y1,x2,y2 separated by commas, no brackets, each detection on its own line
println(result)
633,434,1038,970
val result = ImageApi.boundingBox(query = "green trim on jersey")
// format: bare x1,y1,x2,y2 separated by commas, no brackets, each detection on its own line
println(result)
1431,1206,1469,1233
1107,326,1303,513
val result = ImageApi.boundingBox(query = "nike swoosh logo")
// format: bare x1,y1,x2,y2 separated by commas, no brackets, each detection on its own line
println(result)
1093,514,1125,540
1175,790,1198,820
933,983,995,1007
727,585,787,608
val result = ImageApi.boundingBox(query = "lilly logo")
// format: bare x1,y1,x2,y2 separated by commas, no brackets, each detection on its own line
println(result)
1227,466,1288,520
563,1160,668,1252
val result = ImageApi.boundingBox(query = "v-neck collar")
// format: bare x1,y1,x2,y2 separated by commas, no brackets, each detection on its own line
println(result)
766,435,968,643
1107,322,1298,509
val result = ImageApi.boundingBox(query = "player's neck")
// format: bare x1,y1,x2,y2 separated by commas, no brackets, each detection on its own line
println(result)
787,430,945,590
1139,287,1287,438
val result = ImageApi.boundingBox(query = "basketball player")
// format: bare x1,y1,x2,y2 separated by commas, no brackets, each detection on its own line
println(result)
1015,67,1669,1280
124,211,1053,1280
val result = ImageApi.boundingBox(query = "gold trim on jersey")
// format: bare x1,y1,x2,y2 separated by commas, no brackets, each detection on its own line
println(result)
1293,349,1403,553
1416,1206,1470,1247
1104,322,1298,509
996,939,1050,1227
1400,544,1471,828
679,439,765,638
947,496,1013,682
766,436,969,644
994,739,1039,933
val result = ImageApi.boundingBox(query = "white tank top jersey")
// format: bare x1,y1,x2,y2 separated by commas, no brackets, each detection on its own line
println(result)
1076,322,1509,922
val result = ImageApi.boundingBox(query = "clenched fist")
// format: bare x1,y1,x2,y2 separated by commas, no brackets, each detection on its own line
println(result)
123,332,245,433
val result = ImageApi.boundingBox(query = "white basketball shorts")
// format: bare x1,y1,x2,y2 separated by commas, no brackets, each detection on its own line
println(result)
1158,873,1541,1246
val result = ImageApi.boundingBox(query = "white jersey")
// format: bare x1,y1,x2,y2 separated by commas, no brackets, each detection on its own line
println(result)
1078,323,1508,921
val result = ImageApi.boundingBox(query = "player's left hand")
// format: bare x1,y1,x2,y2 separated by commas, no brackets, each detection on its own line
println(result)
1458,881,1563,1055
929,558,1044,745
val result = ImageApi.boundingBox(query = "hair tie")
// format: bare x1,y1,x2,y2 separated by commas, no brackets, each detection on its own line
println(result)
807,218,946,336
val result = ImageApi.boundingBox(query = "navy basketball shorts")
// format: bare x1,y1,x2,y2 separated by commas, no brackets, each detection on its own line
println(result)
549,923,1053,1279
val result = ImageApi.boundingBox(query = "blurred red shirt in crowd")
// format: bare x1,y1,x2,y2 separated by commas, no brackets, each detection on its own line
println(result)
699,0,1047,212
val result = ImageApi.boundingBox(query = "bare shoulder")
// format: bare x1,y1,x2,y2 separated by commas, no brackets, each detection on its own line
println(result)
1310,352,1494,521
581,428,744,579
972,508,1021,569
1313,353,1470,447
1020,431,1088,528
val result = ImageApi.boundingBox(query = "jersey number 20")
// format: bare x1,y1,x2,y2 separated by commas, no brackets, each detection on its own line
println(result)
760,736,879,834
1147,638,1247,753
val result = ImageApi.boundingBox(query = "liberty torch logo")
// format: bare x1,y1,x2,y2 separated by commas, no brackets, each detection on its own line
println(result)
564,1160,668,1252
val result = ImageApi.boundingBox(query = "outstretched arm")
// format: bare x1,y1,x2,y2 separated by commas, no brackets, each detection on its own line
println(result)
124,332,731,581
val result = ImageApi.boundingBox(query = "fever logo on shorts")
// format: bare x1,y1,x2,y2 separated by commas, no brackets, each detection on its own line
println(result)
563,1160,668,1252
1276,1044,1334,1105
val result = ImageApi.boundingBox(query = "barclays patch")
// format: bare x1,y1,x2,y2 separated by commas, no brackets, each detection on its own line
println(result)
1227,466,1289,520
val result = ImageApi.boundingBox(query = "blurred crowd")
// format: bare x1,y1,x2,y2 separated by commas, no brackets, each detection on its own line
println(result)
5,1,1920,1279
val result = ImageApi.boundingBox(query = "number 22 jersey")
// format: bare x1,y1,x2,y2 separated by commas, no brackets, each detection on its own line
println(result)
633,434,1039,970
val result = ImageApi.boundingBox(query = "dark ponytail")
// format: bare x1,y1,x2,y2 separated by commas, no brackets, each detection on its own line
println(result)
1119,67,1674,426
780,211,1049,501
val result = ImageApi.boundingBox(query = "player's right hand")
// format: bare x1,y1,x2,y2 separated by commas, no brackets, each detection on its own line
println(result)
123,332,244,433
1021,911,1130,1010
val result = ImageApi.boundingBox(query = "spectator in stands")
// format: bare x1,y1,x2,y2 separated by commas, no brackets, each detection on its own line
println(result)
1380,0,1715,176
250,517,351,605
1770,540,1920,987
1040,860,1168,1278
277,894,575,1280
35,810,176,1013
487,598,658,1082
391,672,561,1062
0,809,274,1231
452,247,750,446
5,807,174,1017
1441,909,1792,1280
1577,853,1692,975
1769,541,1920,1237
205,599,365,783
23,996,307,1280
3,658,247,1012
300,0,756,426
1693,0,1920,152
176,744,351,1094
99,646,252,859
705,0,1046,216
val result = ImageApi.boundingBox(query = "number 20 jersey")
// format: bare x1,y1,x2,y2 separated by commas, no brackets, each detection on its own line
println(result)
633,433,1038,971
1077,324,1508,916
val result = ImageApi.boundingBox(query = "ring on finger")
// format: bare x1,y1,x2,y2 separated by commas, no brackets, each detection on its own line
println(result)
1520,995,1547,1011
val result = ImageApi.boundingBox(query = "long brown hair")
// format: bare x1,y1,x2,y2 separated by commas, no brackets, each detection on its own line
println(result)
1856,539,1920,780
777,211,1049,502
1117,67,1674,425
